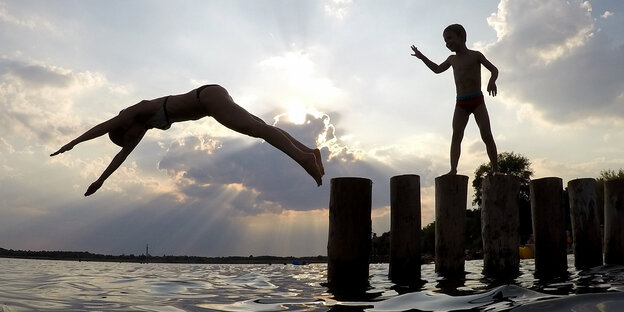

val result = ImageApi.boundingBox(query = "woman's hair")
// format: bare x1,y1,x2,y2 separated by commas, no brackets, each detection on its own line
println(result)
444,24,466,41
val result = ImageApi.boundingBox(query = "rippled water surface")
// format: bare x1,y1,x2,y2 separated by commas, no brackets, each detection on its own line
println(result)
1,257,624,311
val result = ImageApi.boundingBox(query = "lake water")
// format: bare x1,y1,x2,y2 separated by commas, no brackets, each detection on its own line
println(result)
1,256,624,311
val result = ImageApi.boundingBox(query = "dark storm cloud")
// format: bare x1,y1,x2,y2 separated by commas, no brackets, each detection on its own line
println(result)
0,59,71,88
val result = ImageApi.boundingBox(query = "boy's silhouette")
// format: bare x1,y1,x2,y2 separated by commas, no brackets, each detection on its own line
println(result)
411,24,499,175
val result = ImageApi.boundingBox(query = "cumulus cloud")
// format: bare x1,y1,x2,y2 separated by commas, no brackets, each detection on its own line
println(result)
159,113,346,213
0,60,72,87
0,58,114,145
0,2,56,31
324,0,353,20
601,11,614,19
156,109,432,216
483,0,624,123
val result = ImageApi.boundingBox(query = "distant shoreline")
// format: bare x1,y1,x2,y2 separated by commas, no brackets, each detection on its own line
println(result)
0,247,328,264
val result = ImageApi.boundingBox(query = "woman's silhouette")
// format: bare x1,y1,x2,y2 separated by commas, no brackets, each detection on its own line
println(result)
51,84,325,196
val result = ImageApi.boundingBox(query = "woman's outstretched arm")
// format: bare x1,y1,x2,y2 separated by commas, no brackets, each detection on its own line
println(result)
84,126,146,196
51,116,123,156
85,125,147,196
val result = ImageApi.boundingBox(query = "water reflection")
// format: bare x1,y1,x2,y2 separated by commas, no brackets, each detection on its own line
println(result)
1,257,623,312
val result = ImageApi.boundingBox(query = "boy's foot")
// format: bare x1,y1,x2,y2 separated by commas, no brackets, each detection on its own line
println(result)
445,169,457,175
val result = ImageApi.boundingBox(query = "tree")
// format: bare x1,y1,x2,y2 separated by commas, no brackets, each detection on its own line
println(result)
472,152,534,244
472,152,533,206
371,232,390,262
596,168,624,225
465,209,483,258
598,169,624,180
421,222,435,257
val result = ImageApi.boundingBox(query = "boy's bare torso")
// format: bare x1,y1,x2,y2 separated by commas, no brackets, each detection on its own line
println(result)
447,49,483,96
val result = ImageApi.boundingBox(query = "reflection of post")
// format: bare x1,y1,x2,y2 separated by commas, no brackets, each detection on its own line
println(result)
604,178,624,265
530,177,567,278
568,178,603,269
435,174,468,276
389,174,421,285
327,177,372,296
481,175,520,278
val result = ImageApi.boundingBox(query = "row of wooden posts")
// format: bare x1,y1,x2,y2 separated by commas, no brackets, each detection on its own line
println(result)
326,175,624,293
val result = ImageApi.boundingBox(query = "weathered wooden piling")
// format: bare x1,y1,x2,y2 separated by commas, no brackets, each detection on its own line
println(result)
568,178,603,269
530,177,567,278
389,174,421,285
481,175,520,278
327,177,372,295
435,174,468,276
604,178,624,265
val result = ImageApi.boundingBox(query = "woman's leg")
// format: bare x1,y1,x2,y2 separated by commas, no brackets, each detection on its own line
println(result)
250,114,324,175
207,89,324,185
277,128,324,175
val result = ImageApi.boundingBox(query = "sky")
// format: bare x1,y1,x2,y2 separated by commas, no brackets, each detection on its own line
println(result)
1,0,623,257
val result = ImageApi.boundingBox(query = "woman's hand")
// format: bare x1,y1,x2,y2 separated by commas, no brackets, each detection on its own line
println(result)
50,143,74,156
85,180,103,196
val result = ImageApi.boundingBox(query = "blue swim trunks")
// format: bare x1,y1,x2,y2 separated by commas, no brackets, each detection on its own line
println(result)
456,91,484,113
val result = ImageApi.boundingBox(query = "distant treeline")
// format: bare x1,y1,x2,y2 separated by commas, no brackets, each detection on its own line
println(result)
0,247,327,264
370,208,484,264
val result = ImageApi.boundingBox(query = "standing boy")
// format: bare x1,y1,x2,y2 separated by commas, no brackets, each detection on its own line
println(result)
411,24,499,175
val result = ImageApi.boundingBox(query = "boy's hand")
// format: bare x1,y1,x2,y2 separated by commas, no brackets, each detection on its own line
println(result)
487,80,497,97
410,45,424,59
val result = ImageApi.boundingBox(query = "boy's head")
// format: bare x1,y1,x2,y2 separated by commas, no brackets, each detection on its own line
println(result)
443,24,466,42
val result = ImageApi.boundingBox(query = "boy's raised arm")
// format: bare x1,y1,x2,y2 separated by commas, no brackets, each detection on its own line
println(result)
411,45,450,74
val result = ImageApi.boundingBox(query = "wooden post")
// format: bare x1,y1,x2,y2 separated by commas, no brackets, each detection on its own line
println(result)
481,175,520,278
568,178,603,269
327,177,372,296
435,174,468,276
604,178,624,265
389,174,421,285
530,177,567,278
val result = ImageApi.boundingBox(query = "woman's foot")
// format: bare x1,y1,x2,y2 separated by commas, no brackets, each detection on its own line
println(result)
302,152,323,186
314,148,325,175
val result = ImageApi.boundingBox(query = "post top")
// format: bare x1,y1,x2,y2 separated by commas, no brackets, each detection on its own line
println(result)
484,174,520,182
330,177,373,184
605,177,624,186
532,176,563,182
391,174,420,180
568,177,596,184
435,174,469,182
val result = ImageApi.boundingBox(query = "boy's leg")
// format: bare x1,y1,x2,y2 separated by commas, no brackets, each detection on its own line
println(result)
473,104,498,172
449,107,470,175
